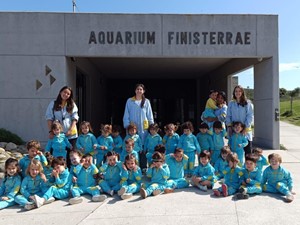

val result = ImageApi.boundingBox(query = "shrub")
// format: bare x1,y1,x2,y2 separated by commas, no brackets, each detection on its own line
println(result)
281,110,292,117
0,128,24,145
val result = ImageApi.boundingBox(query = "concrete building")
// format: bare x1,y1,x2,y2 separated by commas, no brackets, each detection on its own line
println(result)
0,12,279,148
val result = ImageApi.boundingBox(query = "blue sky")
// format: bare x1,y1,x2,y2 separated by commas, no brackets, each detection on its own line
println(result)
1,0,299,90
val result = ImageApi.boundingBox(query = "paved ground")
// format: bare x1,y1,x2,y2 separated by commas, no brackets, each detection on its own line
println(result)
1,121,300,225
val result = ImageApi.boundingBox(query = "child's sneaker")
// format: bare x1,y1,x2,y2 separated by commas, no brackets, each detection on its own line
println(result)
164,188,174,194
92,195,107,202
24,202,36,210
198,185,208,192
140,188,147,199
213,189,221,197
236,193,249,200
286,193,294,202
121,193,133,200
44,197,55,204
34,195,45,208
117,187,127,196
222,184,228,197
69,196,83,205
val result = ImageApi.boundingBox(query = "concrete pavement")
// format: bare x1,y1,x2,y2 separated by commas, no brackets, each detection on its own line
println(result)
1,121,300,225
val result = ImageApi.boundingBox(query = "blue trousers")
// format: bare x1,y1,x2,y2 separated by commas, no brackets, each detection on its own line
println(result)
166,178,189,189
43,186,69,200
15,192,43,206
144,183,166,196
185,151,195,175
263,182,291,196
99,180,121,193
0,198,16,209
122,182,141,194
71,186,100,197
240,184,262,194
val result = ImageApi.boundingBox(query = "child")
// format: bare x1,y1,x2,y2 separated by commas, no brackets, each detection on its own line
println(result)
41,152,55,193
76,121,98,156
196,122,213,152
214,146,231,181
252,147,269,173
111,125,123,155
15,159,47,210
145,123,162,165
33,157,72,208
0,158,21,210
120,138,139,164
164,148,189,192
69,154,107,204
140,152,170,198
236,153,262,200
261,153,295,202
118,154,142,200
213,152,242,197
192,151,216,191
177,121,201,177
123,124,143,155
209,121,227,165
202,90,218,128
45,121,73,160
96,124,114,167
99,151,125,196
228,122,248,165
19,140,48,178
162,123,180,155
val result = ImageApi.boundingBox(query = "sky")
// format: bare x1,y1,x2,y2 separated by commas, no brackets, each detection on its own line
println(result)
1,0,300,90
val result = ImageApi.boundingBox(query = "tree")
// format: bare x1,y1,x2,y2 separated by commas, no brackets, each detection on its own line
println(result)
288,87,300,114
280,88,287,98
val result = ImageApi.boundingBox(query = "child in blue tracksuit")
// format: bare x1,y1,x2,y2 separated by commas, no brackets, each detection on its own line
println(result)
120,139,139,164
214,146,230,181
69,154,107,204
123,124,143,154
111,125,123,155
76,121,98,156
19,140,48,178
208,121,227,165
41,152,54,193
192,151,217,191
162,123,180,155
0,158,21,210
213,152,243,197
15,159,46,210
164,148,189,192
140,152,170,198
32,157,73,208
236,154,262,199
96,124,114,167
253,147,269,173
228,122,248,165
99,151,125,196
196,122,213,152
118,154,142,200
45,121,73,160
145,123,162,165
202,90,218,128
177,121,201,177
261,153,295,202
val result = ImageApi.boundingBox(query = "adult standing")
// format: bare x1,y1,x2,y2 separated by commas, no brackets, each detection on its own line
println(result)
226,85,253,155
45,86,79,166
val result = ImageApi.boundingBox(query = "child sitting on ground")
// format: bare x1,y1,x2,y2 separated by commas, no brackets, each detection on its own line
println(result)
214,146,231,181
252,147,269,173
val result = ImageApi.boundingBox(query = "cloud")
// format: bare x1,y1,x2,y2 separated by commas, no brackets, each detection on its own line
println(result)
279,62,300,72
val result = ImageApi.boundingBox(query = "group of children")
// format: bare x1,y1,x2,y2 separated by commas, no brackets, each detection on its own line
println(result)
0,119,296,211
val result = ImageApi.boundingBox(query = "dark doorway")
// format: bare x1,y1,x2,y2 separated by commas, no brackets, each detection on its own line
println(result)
76,69,86,124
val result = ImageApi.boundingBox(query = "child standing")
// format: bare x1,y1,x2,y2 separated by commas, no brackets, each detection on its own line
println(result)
145,123,162,165
140,152,170,198
111,125,123,155
118,154,142,200
196,122,213,152
0,158,21,210
253,147,269,173
209,121,227,165
202,90,218,128
162,123,180,155
120,139,139,164
213,152,242,197
177,121,201,177
192,151,216,191
228,122,248,165
76,121,98,156
261,153,295,202
96,124,114,167
214,146,231,181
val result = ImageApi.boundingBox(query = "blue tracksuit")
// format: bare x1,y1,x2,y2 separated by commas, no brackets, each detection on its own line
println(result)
41,165,54,193
120,150,139,164
145,133,162,164
214,157,228,180
45,133,72,159
0,175,21,209
228,133,248,165
178,133,201,175
15,175,45,206
217,166,243,196
76,133,98,155
196,132,213,151
240,167,262,194
19,155,48,178
71,164,100,197
193,163,217,188
96,135,114,166
261,165,293,196
162,133,180,155
208,129,227,165
121,167,142,194
144,164,170,196
112,135,123,155
123,134,143,153
165,154,189,189
99,162,125,193
256,155,269,173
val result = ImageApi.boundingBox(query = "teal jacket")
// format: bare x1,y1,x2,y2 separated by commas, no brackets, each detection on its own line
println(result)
0,175,21,199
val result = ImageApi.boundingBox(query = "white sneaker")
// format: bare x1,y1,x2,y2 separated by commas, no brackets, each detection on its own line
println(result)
69,196,83,205
286,193,294,202
121,193,133,200
24,202,36,210
92,195,107,202
45,197,55,204
153,189,162,196
117,187,126,196
140,188,147,199
34,195,45,208
198,185,208,192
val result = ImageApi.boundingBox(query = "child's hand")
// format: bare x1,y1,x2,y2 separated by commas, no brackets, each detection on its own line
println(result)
122,163,127,171
40,173,47,182
29,195,35,201
246,178,251,183
100,146,106,150
133,165,137,172
170,153,174,158
93,144,97,150
150,163,155,168
36,150,43,156
52,169,59,178
1,196,9,201
72,176,77,183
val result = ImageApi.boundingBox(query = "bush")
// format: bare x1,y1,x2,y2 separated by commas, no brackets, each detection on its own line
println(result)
281,110,292,117
0,128,24,145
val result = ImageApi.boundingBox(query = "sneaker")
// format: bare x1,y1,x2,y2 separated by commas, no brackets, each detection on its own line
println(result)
140,188,147,199
239,187,247,194
117,187,126,196
222,184,228,197
213,189,221,197
198,185,208,192
121,193,133,200
92,195,107,202
69,196,83,205
286,193,294,203
236,193,249,200
25,202,36,210
164,188,174,194
34,195,45,208
153,189,162,196
44,197,55,204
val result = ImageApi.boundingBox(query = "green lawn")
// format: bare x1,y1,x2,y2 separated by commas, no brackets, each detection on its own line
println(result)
280,97,300,126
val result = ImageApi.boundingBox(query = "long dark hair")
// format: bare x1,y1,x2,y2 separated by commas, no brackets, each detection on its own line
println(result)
53,86,75,113
135,84,146,108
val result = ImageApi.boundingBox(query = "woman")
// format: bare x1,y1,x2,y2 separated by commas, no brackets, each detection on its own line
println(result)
226,85,253,155
45,86,79,165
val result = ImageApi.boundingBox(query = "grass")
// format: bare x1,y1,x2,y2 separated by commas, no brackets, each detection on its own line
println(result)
280,97,300,126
